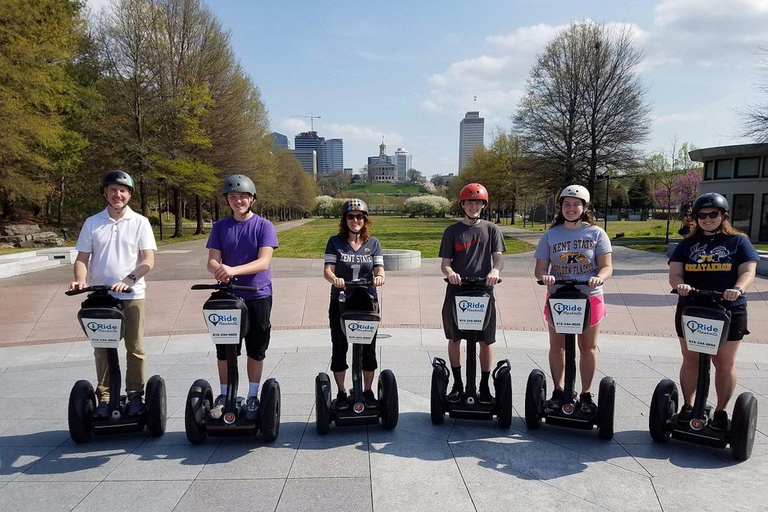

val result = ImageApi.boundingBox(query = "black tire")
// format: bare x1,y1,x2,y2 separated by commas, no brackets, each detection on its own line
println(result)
649,379,678,442
496,370,513,429
731,392,758,461
145,375,167,437
260,378,281,442
315,373,331,435
597,376,615,440
379,369,399,430
525,370,546,430
430,366,447,425
68,380,95,444
185,379,211,445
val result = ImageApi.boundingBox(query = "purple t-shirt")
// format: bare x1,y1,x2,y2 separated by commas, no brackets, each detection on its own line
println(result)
206,214,278,300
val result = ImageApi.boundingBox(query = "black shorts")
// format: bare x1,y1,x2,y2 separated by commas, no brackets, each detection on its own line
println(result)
441,284,497,344
329,299,378,372
216,296,272,361
674,301,749,342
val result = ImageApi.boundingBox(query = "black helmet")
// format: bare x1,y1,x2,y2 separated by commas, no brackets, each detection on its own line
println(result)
342,198,368,217
102,171,134,192
222,175,256,197
692,193,729,214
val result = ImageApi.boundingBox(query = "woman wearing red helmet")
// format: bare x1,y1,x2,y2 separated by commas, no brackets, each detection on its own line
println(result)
439,183,506,404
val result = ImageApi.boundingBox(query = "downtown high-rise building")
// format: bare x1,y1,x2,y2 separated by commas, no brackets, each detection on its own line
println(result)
270,132,289,151
394,148,412,182
295,131,325,174
323,139,344,173
458,111,484,173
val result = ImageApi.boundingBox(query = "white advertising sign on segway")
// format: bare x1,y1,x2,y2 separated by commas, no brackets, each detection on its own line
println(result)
549,298,588,334
345,320,379,344
681,315,725,355
455,295,489,331
203,309,242,345
82,317,122,348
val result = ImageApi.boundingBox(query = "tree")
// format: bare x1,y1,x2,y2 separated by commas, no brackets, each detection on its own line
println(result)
741,44,768,142
318,170,351,197
627,176,654,212
406,168,422,182
515,21,650,197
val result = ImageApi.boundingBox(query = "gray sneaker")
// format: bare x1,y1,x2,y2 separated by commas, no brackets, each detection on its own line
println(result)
245,396,260,421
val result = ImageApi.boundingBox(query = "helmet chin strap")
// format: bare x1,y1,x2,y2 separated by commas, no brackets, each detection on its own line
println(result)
462,202,483,224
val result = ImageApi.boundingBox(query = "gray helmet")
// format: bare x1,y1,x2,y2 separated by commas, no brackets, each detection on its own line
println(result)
102,170,134,192
222,174,256,197
692,193,728,214
342,198,369,217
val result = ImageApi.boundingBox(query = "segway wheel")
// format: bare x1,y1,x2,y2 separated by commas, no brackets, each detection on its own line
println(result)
68,380,95,444
315,373,331,435
379,369,399,430
185,379,212,445
649,379,678,442
495,365,513,429
731,392,758,461
430,366,447,425
525,370,546,430
260,378,281,442
145,375,167,437
597,376,615,440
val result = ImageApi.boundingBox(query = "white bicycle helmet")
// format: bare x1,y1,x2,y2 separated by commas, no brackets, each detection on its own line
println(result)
559,184,590,204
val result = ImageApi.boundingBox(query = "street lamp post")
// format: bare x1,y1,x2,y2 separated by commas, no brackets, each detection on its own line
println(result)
157,178,164,241
604,173,610,231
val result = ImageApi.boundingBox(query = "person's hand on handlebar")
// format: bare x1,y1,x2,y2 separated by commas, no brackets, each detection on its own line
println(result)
110,279,132,293
540,274,556,286
587,275,604,288
485,268,500,287
214,264,236,282
332,276,346,289
446,271,462,285
372,275,385,287
676,283,692,297
722,288,743,302
68,281,86,292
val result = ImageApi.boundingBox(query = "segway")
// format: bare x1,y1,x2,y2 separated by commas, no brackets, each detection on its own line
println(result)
525,279,615,439
430,277,512,428
185,282,281,444
315,279,398,434
66,285,166,443
649,288,758,461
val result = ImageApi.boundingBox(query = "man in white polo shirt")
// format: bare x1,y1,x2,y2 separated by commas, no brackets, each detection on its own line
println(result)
69,171,157,417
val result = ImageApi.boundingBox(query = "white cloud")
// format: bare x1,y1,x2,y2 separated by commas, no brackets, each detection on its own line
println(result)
280,118,309,134
325,124,404,147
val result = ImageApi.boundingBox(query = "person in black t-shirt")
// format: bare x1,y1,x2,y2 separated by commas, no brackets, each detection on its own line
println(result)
668,193,759,431
323,199,385,411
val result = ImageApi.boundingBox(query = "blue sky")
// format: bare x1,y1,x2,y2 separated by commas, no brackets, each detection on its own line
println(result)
91,0,768,176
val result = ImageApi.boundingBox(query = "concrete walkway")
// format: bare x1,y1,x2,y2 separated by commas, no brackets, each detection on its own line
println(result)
0,221,766,511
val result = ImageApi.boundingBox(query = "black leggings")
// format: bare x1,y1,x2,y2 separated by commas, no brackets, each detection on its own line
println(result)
329,300,378,372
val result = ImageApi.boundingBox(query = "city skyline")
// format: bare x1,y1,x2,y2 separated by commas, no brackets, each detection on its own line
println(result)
88,0,768,176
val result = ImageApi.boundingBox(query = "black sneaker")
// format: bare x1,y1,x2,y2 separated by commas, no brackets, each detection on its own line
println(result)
677,404,693,423
245,396,259,421
94,401,109,418
710,410,729,431
478,386,493,405
447,382,464,403
336,391,349,410
363,389,378,408
579,392,596,414
127,394,146,416
545,388,564,409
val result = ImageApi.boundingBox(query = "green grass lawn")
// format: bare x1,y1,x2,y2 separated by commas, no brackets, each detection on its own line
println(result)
515,218,674,239
276,217,535,258
343,182,426,195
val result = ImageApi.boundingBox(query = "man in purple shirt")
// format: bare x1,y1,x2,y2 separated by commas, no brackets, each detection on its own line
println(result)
206,174,279,420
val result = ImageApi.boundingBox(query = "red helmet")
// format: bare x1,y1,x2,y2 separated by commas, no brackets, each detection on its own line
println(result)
459,183,489,204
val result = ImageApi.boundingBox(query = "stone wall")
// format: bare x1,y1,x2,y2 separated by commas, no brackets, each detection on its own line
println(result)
0,224,63,248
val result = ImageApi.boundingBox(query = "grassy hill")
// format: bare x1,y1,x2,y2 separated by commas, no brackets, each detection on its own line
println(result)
343,182,426,195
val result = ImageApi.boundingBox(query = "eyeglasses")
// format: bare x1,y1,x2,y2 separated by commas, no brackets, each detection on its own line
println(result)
696,211,721,220
346,214,365,221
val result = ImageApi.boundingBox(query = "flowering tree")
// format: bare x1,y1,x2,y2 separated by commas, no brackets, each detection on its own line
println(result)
671,169,702,210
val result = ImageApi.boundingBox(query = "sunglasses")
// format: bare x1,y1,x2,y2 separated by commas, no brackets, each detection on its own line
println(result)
346,214,365,221
696,211,721,220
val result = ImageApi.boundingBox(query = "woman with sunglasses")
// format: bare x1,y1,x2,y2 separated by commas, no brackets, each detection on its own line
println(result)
323,199,385,410
668,192,759,430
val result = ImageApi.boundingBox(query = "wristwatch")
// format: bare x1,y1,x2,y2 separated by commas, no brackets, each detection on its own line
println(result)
127,273,137,283
734,286,744,295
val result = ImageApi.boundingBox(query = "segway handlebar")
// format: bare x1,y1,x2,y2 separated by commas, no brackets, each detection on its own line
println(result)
65,285,134,296
671,288,730,301
190,282,259,293
537,279,590,286
344,278,372,287
443,277,502,285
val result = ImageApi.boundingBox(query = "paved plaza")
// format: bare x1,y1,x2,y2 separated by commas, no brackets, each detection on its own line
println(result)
0,225,766,511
